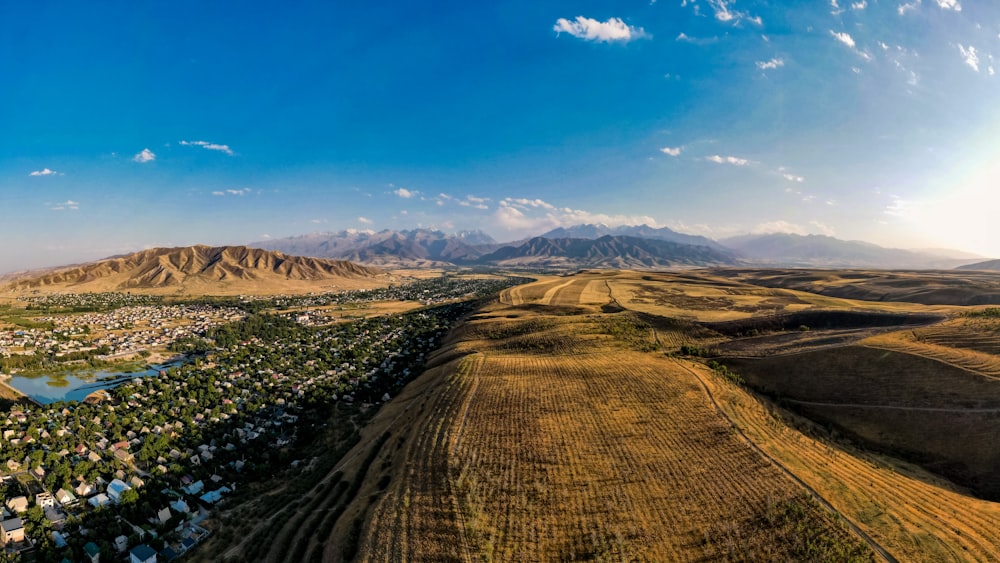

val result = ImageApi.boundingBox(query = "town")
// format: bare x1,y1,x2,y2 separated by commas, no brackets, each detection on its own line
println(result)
0,276,523,562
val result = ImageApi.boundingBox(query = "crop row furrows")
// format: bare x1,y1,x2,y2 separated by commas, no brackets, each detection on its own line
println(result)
447,349,848,561
545,278,592,307
359,367,472,562
705,365,1000,561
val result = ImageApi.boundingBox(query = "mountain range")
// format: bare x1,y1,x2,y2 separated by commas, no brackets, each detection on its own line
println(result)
250,226,987,270
2,245,385,295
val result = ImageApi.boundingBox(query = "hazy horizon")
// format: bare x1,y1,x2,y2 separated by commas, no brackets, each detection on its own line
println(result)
4,1,1000,271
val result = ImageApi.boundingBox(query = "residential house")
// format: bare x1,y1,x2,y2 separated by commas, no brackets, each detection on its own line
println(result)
88,493,110,508
182,480,204,495
115,535,129,553
84,541,101,563
5,497,27,514
156,507,171,525
129,544,157,563
107,479,132,504
75,480,95,497
55,488,77,506
0,518,24,545
35,492,55,508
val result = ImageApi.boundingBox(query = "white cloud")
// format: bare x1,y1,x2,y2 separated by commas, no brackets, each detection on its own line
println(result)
133,148,156,163
851,0,867,8
179,140,235,156
393,188,416,198
29,168,58,177
830,31,856,49
958,44,980,72
459,195,490,210
751,220,808,235
553,16,648,43
756,57,785,70
897,0,921,15
708,0,762,25
48,200,79,211
934,0,960,10
675,32,718,45
706,155,751,166
660,147,682,156
494,197,659,234
830,31,873,61
212,188,252,197
783,173,805,182
884,195,912,217
810,221,836,236
357,216,373,225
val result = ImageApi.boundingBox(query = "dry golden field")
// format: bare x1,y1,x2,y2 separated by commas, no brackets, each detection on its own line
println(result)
204,269,1000,562
351,293,872,561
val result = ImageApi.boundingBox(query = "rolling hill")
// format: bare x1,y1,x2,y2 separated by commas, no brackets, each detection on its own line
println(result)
1,245,386,295
957,259,1000,271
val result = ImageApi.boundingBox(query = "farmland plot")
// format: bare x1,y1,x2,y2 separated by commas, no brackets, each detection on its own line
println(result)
350,282,871,561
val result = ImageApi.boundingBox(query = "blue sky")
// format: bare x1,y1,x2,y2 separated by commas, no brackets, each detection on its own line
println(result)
2,0,1000,271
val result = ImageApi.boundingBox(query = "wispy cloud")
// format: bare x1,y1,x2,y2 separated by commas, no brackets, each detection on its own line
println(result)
810,221,836,236
852,0,867,8
393,187,417,198
554,16,648,43
756,57,785,70
29,168,59,177
48,200,80,211
958,44,980,72
934,0,960,10
133,148,156,163
897,0,921,15
357,216,373,225
751,220,808,235
494,197,658,234
211,188,252,197
676,32,718,45
179,140,235,156
706,155,751,166
660,147,682,156
783,173,805,182
459,195,490,209
830,31,872,61
884,195,912,217
707,0,762,25
831,31,856,49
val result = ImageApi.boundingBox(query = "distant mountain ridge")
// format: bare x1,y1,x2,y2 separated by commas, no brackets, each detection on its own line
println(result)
250,225,984,270
957,259,1000,271
721,233,983,269
477,235,740,269
2,245,383,294
252,229,499,267
540,224,726,250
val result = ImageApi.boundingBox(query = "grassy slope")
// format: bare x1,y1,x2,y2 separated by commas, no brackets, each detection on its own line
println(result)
345,275,872,561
